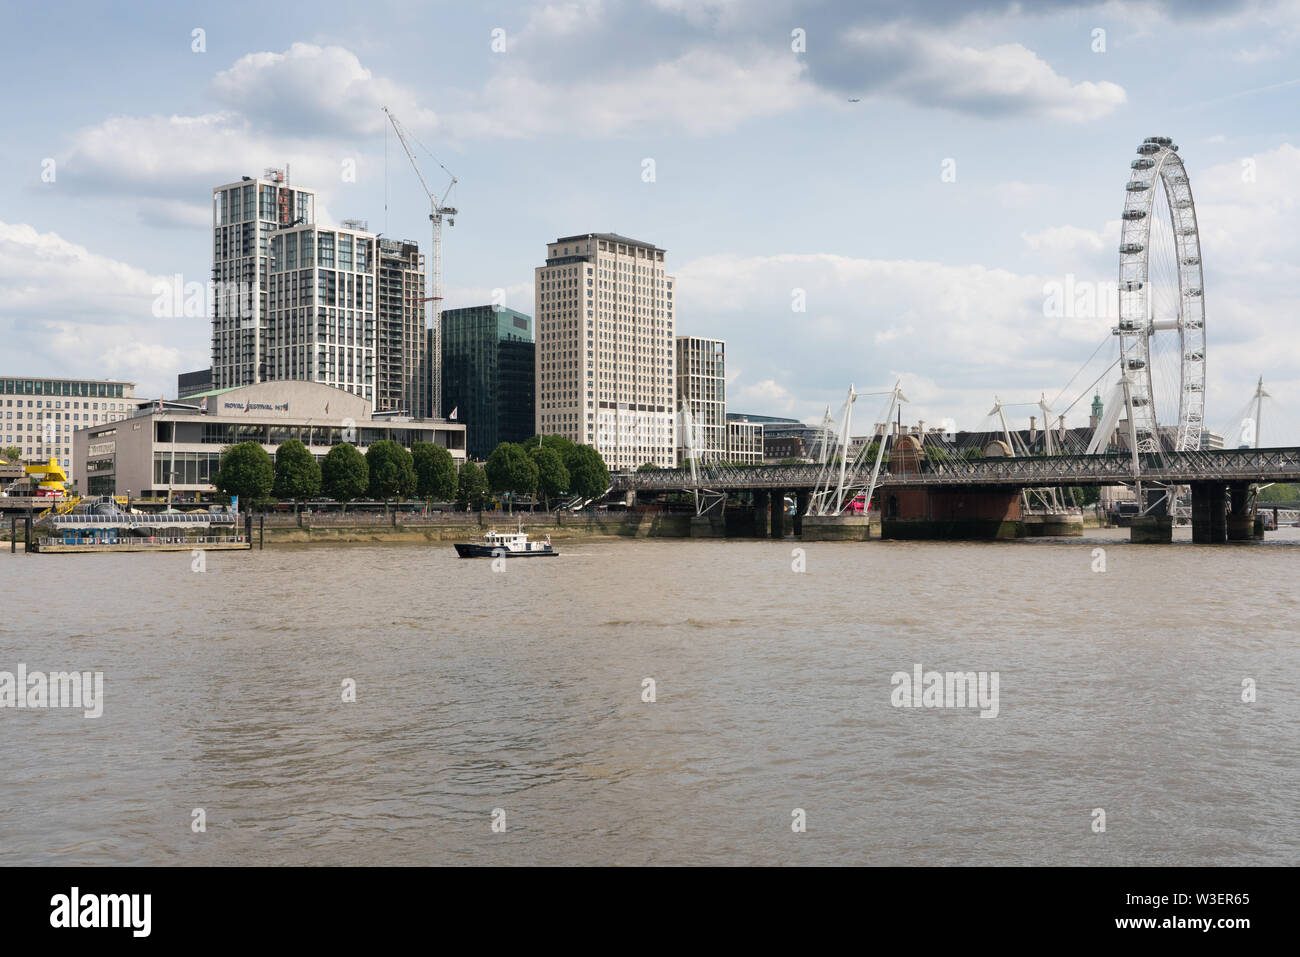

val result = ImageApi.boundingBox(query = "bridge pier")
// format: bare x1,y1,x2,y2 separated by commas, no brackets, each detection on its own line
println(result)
752,490,769,537
1190,481,1227,544
794,491,809,536
1227,481,1258,541
770,489,786,539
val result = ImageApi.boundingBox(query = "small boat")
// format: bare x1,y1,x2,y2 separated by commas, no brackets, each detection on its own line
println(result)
454,527,558,558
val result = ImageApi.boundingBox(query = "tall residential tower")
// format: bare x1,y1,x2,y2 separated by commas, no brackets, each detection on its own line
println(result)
266,222,377,401
211,170,314,388
377,238,428,416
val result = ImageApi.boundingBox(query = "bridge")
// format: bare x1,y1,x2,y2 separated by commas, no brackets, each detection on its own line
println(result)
611,447,1300,492
611,446,1300,544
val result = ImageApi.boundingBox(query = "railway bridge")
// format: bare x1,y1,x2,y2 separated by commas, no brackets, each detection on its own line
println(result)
610,447,1300,543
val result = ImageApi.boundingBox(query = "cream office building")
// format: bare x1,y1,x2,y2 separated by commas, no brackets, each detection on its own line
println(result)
535,233,676,470
1,376,136,472
73,381,465,499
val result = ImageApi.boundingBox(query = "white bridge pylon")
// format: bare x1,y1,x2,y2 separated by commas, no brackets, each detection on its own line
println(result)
807,380,907,516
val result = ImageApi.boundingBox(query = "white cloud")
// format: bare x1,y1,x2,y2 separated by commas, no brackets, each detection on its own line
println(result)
675,251,1103,427
835,27,1127,122
0,222,201,396
1020,224,1112,256
449,46,809,138
211,43,437,136
60,110,375,226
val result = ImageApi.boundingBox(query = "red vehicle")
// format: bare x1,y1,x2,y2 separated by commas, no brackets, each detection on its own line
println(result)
844,493,869,514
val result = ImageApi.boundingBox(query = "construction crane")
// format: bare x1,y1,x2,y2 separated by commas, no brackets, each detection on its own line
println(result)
382,105,458,416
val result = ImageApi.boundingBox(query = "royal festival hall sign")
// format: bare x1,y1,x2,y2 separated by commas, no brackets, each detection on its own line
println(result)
222,400,291,413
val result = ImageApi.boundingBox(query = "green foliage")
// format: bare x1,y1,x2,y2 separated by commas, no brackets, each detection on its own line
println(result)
321,443,369,511
214,441,274,506
365,440,417,503
530,445,569,509
456,460,489,509
535,434,578,458
411,441,457,502
778,457,804,466
564,443,611,502
486,442,539,512
272,439,321,508
511,435,611,505
1,446,21,463
1068,485,1101,506
637,461,660,472
1257,482,1298,503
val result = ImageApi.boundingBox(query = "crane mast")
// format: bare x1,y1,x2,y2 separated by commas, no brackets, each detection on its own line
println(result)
382,106,457,416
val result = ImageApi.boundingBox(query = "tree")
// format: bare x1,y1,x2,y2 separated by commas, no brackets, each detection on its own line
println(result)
322,443,369,513
1257,482,1298,503
1,446,21,463
529,445,569,510
273,438,321,512
636,461,660,472
412,442,457,505
486,442,539,513
366,440,417,509
457,460,489,510
564,443,611,503
214,441,274,508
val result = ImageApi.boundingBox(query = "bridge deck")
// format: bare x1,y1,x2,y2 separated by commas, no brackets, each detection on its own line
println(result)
613,448,1300,492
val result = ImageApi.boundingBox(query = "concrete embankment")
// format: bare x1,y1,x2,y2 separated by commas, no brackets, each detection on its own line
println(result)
255,511,692,545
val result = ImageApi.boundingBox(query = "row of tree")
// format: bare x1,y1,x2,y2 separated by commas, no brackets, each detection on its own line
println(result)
483,435,610,512
212,433,612,512
214,439,456,512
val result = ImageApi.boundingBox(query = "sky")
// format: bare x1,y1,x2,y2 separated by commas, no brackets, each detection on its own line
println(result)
2,0,1298,442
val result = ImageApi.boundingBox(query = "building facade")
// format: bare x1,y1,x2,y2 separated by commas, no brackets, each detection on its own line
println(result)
725,418,764,465
211,171,315,389
177,369,212,399
265,222,377,401
377,238,428,417
674,336,726,465
441,306,535,461
535,233,675,470
72,381,465,500
1,376,136,473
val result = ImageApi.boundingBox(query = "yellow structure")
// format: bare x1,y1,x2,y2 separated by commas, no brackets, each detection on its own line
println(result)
25,457,68,495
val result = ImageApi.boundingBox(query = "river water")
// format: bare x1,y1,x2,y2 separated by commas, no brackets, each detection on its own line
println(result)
2,528,1298,866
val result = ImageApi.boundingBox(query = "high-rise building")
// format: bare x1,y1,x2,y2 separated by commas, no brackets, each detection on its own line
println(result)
1,375,136,475
674,336,726,465
266,222,377,401
535,233,675,470
177,369,212,399
441,305,535,461
376,238,428,416
211,170,315,389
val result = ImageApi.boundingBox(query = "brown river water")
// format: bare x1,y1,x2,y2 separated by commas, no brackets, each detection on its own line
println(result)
2,527,1298,865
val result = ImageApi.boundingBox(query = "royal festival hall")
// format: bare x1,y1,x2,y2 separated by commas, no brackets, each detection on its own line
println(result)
71,381,466,500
